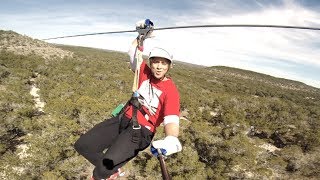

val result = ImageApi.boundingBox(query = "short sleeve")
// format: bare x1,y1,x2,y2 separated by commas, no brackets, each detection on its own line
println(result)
163,83,180,117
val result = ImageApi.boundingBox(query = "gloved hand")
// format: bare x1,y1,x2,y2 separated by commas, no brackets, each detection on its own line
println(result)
151,136,182,156
136,19,154,39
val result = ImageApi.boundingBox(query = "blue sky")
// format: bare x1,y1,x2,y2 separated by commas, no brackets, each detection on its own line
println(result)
1,0,320,88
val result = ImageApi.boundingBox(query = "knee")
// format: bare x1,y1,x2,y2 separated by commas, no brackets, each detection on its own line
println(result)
74,138,85,154
103,158,114,170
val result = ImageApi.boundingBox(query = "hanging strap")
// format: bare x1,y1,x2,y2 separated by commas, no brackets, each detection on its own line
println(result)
131,91,141,143
130,35,144,143
131,92,141,130
132,37,144,92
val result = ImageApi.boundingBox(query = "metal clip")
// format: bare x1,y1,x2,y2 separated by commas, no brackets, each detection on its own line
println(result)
132,124,141,130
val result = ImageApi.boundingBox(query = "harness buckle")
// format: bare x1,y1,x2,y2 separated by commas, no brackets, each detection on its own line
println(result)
132,124,141,130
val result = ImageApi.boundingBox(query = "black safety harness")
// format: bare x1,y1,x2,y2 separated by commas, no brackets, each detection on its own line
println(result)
118,91,154,143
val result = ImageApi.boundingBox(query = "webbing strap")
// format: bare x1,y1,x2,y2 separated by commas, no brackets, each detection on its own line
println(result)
130,92,141,143
131,96,141,130
118,93,155,136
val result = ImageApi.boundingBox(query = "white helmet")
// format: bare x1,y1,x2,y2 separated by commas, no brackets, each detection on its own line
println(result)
148,47,173,63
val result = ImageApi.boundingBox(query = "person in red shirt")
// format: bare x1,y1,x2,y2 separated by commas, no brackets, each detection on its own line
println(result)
74,19,181,180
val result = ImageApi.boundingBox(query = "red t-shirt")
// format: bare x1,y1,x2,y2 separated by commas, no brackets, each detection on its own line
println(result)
124,61,180,132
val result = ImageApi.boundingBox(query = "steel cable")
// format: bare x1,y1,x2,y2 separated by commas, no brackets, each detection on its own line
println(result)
42,24,320,40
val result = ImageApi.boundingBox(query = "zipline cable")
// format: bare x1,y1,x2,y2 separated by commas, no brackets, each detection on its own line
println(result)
42,24,320,40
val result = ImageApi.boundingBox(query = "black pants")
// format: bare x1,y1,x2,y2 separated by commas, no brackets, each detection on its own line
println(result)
74,116,154,179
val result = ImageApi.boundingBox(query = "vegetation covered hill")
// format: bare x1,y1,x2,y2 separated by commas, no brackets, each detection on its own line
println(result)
0,30,319,179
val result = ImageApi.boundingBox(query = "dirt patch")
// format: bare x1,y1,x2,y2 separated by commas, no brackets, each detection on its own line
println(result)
29,73,45,112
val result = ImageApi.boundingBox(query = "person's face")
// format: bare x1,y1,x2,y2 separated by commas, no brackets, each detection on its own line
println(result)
150,57,171,80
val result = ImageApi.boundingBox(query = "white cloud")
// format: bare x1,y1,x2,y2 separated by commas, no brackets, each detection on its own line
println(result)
50,3,320,87
1,0,320,88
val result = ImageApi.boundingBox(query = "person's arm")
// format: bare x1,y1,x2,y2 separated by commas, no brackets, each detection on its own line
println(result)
163,85,180,138
152,86,182,156
152,127,182,156
128,19,154,71
128,38,138,71
164,122,179,137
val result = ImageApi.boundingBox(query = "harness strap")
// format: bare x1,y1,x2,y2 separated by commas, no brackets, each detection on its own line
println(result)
131,96,141,130
131,92,141,143
118,93,156,141
119,94,155,125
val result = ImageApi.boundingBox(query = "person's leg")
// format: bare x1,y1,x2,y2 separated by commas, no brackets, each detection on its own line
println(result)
93,126,154,179
74,116,120,166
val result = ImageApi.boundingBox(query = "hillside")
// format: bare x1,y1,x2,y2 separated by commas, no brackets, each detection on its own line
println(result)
208,66,319,92
0,30,319,179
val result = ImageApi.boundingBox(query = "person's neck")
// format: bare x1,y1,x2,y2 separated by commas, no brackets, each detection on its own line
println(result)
152,76,167,82
161,76,168,81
